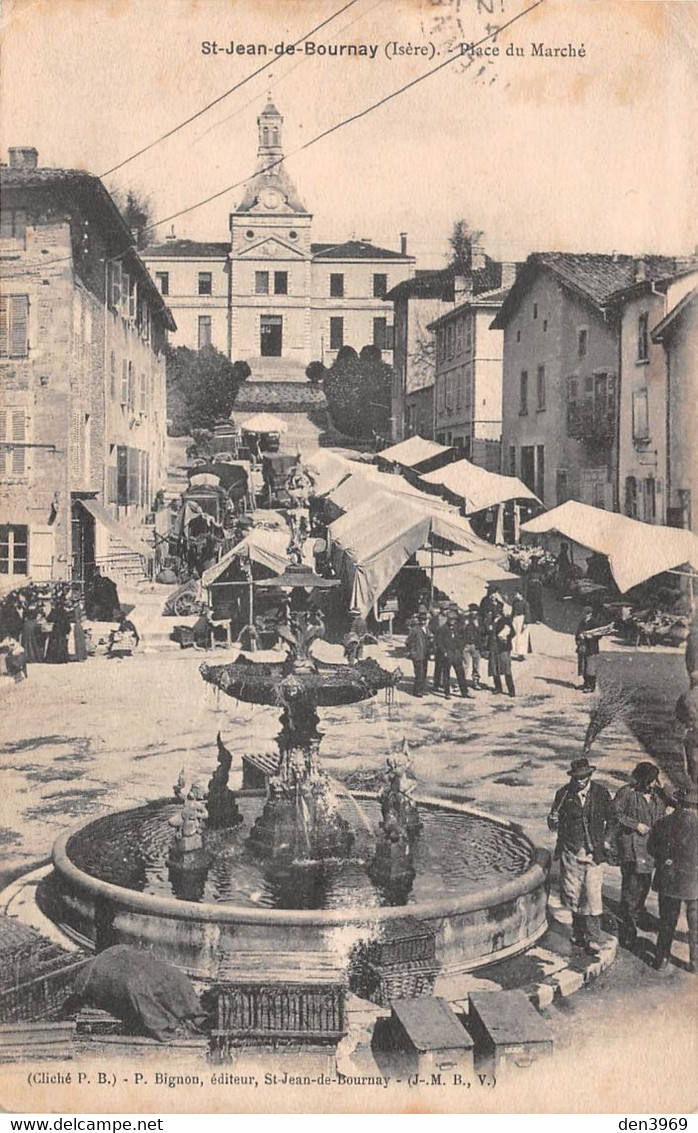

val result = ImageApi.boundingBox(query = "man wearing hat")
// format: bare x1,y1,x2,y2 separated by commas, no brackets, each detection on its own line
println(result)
548,757,615,953
434,606,470,699
648,778,698,972
461,605,482,689
405,608,432,698
613,762,667,948
429,600,450,694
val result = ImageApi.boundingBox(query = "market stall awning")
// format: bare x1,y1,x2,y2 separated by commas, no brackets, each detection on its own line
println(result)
300,448,354,496
375,435,453,471
201,529,291,587
77,498,154,559
520,500,698,593
326,466,456,517
328,490,499,615
415,548,517,608
421,459,541,514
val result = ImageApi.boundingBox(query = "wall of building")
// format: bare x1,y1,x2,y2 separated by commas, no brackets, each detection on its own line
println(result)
618,291,668,524
1,217,77,581
501,273,618,509
433,302,503,465
142,255,229,353
405,384,434,440
666,298,698,532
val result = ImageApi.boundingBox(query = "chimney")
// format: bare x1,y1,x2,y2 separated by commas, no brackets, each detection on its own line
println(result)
470,242,486,271
166,224,177,242
400,232,408,256
454,275,473,302
500,262,517,290
634,256,647,282
9,147,38,171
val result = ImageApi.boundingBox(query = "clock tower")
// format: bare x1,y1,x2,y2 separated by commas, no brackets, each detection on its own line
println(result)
230,99,313,372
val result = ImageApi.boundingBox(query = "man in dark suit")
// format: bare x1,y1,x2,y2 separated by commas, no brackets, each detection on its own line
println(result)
648,779,698,972
548,757,615,954
434,607,470,699
405,609,432,698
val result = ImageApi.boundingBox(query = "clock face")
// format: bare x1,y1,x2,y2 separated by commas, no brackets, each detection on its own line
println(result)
261,188,282,210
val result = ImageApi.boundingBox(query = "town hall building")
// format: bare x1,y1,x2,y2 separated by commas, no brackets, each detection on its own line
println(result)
144,100,415,380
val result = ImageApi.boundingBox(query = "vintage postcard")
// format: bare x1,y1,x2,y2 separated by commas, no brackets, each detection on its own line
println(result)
1,0,697,1117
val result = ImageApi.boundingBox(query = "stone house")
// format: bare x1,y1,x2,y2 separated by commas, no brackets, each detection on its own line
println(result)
428,264,516,469
0,147,174,585
651,287,698,532
493,253,698,512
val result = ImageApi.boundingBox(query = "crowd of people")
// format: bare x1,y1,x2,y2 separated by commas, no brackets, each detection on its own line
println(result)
403,583,533,700
548,757,697,973
0,572,140,681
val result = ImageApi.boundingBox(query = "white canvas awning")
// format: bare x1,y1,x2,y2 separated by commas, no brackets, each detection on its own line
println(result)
421,459,541,514
521,500,698,593
327,467,455,515
78,498,154,559
300,448,354,496
201,529,291,587
328,491,499,615
376,435,452,469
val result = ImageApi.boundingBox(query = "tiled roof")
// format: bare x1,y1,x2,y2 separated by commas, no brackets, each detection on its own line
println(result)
143,240,230,259
386,259,505,303
311,240,412,261
492,252,697,327
0,163,175,328
234,382,327,412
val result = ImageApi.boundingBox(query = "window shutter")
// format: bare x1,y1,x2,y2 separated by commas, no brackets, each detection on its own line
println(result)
0,410,6,475
11,410,25,474
29,526,54,581
0,296,7,356
9,296,28,357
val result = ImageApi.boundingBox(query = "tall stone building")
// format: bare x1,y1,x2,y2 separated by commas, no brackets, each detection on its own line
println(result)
143,100,414,378
0,147,174,585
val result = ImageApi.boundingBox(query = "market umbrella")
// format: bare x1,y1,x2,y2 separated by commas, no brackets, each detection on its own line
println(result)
241,413,289,434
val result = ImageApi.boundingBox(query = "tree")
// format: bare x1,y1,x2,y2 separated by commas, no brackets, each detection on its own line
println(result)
305,361,327,385
110,187,155,250
448,218,485,273
323,344,394,439
166,345,246,436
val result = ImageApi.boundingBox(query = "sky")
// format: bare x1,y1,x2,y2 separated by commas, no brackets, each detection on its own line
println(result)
2,0,697,268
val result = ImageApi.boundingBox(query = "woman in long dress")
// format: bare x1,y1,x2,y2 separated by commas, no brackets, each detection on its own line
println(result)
46,602,72,663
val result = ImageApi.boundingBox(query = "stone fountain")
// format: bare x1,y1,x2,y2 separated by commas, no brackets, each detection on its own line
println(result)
48,561,550,987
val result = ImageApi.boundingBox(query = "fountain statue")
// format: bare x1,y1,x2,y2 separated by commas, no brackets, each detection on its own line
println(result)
370,746,422,892
206,733,243,829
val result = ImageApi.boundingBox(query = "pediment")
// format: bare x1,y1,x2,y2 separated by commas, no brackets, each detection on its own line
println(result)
237,236,308,260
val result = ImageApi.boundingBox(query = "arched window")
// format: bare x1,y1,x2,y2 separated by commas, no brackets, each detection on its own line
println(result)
272,128,279,146
263,126,269,145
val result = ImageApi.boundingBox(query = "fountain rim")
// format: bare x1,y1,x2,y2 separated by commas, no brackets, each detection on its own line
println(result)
51,792,550,928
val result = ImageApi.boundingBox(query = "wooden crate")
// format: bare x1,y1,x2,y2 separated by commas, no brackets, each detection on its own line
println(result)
386,997,474,1077
467,991,553,1072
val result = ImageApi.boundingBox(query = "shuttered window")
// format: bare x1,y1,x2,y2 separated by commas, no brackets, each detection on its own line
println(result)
120,360,129,405
0,409,27,475
0,295,29,357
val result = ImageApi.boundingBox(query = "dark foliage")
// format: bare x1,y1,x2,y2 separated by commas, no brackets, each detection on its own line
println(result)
323,344,394,439
166,346,246,436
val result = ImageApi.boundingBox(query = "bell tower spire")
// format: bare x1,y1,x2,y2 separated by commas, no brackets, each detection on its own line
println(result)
257,97,283,160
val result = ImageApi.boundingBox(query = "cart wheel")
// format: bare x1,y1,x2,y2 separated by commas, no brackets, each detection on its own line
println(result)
173,593,198,617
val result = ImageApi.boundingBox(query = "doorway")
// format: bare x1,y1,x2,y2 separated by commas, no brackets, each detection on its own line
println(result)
260,315,283,357
71,498,96,584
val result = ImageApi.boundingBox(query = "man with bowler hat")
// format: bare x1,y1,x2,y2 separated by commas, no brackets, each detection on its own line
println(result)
434,605,470,699
648,778,698,972
548,757,615,954
429,600,450,694
613,762,667,948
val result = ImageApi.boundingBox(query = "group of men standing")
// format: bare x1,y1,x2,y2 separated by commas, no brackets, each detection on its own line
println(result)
405,584,531,700
549,757,697,971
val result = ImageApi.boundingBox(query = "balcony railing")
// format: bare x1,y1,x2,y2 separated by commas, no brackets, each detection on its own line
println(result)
567,402,616,441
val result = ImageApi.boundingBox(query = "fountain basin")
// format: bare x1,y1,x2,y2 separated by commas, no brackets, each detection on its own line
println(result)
48,794,550,983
